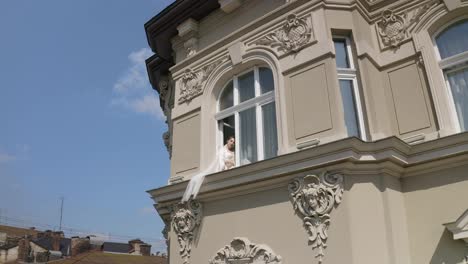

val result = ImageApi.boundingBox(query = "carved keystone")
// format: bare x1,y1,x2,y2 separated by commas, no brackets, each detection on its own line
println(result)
170,199,202,264
288,172,344,263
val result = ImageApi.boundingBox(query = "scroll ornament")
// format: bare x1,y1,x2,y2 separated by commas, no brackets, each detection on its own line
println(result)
171,200,202,264
256,14,312,53
288,172,344,263
178,59,224,104
209,237,282,264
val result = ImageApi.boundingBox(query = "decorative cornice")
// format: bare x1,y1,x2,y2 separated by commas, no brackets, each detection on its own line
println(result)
376,0,441,48
209,237,282,264
255,14,313,53
288,172,343,262
170,200,202,264
178,58,225,104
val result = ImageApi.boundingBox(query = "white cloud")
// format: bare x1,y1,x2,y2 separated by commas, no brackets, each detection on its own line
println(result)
0,152,15,163
112,48,164,120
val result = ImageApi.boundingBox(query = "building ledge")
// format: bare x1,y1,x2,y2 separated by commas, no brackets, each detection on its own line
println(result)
148,132,468,207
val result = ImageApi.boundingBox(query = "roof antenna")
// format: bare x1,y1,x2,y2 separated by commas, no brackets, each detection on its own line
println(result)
59,196,64,231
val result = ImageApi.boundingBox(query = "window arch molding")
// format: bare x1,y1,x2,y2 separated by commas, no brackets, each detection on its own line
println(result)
411,6,468,137
199,49,286,170
432,15,468,133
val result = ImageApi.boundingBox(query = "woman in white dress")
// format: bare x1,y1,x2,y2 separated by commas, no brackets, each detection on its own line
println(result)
182,136,236,202
219,136,235,170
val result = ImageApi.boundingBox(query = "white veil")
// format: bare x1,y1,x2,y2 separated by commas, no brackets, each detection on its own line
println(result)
181,147,225,202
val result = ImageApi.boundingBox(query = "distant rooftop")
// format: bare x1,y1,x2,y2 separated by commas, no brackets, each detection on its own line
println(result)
0,225,39,238
102,242,131,254
53,251,167,264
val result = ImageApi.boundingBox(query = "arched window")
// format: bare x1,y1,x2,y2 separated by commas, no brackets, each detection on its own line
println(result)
215,66,278,168
435,19,468,131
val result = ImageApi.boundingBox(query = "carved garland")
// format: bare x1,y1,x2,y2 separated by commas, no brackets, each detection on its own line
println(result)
209,237,282,264
178,59,224,104
376,0,440,48
256,14,312,53
288,172,344,263
171,200,202,264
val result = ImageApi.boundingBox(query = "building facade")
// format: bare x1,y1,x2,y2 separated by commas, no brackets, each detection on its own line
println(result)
145,0,468,263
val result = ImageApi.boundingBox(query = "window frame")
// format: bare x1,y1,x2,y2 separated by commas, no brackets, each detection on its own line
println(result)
333,35,367,141
215,66,277,166
433,17,468,133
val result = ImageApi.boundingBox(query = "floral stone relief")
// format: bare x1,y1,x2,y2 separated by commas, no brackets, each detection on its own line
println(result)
209,237,282,264
255,14,313,53
170,199,202,264
288,172,344,263
178,58,225,104
376,0,440,48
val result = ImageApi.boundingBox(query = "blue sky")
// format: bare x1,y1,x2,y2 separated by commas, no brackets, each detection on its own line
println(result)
0,0,174,252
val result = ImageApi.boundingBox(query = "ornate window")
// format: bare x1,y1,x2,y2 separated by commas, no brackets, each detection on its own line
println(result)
333,36,367,140
215,66,278,168
435,19,468,132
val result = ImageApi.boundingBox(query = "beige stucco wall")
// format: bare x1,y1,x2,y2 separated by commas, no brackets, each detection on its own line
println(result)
403,165,468,264
171,110,201,180
162,166,468,264
165,171,422,264
149,0,468,262
166,0,467,181
0,246,18,264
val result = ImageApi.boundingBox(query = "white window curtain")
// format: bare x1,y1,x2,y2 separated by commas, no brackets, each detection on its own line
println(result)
262,102,278,159
447,68,468,131
239,108,257,165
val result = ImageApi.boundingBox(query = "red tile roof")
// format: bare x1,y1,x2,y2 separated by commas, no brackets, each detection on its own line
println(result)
53,251,167,264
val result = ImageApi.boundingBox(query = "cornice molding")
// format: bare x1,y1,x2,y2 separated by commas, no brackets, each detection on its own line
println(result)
168,0,440,76
148,133,468,205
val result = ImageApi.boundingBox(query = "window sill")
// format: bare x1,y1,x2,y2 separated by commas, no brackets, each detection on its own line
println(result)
149,132,468,206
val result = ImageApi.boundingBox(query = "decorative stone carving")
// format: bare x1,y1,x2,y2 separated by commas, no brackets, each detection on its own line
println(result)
171,200,202,264
209,237,282,264
185,38,198,57
178,69,201,104
256,14,312,53
162,224,170,257
158,76,174,158
178,59,224,104
162,131,172,158
377,10,407,48
288,172,344,263
376,0,440,48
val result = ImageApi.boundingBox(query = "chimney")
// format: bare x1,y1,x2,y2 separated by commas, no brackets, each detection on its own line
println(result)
71,237,90,256
51,231,63,251
139,244,151,256
128,239,150,256
17,237,32,262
